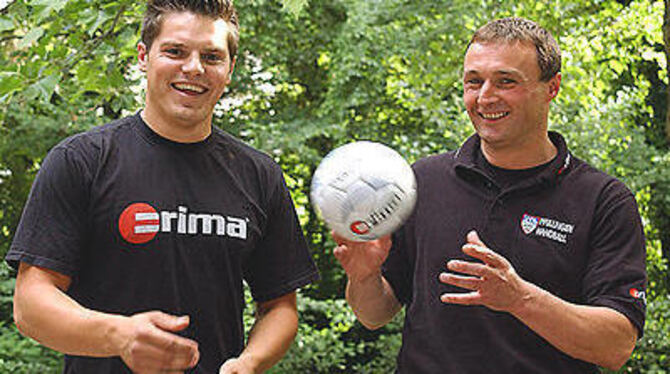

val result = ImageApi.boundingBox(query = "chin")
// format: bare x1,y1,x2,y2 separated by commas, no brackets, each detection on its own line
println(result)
172,107,208,123
475,128,508,147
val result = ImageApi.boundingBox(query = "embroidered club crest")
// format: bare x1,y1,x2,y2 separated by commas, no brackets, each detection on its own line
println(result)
521,214,540,235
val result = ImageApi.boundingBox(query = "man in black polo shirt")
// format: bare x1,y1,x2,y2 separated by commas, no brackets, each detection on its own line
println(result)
7,1,319,373
333,17,646,373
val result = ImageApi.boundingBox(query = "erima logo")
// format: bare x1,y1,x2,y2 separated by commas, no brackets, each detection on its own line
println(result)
521,213,574,244
119,203,248,244
629,288,647,305
349,192,403,236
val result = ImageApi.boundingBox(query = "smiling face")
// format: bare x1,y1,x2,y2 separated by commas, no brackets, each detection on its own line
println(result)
138,11,235,142
462,41,560,154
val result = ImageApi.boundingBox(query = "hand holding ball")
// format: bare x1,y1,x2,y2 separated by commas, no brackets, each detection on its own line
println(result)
310,141,417,241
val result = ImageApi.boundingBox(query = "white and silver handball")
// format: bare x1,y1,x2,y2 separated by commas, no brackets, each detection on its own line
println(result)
310,141,417,242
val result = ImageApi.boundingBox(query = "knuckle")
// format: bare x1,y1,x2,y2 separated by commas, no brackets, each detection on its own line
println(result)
125,341,144,363
135,325,153,341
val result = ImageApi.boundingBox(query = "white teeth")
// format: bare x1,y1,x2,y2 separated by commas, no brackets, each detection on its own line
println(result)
173,83,206,94
481,112,508,119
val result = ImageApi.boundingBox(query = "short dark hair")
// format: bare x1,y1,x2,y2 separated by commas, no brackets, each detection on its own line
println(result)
467,17,561,82
141,0,239,63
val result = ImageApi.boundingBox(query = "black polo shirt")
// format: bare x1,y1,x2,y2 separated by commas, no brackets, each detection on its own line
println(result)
383,132,646,373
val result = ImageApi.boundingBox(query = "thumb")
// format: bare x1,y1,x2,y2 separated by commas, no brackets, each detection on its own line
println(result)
150,312,190,332
466,230,485,247
375,235,392,251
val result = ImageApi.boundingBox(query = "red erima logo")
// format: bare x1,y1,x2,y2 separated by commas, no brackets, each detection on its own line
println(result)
350,221,370,235
119,203,248,244
629,288,647,305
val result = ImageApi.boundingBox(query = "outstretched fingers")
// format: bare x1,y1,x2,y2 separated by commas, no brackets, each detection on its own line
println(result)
439,272,482,291
461,243,509,269
440,291,481,305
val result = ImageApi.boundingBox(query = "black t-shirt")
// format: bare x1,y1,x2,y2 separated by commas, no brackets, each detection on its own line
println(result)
7,113,319,374
475,147,554,189
383,132,647,373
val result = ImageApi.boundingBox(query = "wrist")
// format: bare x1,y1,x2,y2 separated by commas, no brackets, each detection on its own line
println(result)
103,314,132,357
509,280,542,319
236,353,262,373
348,269,383,285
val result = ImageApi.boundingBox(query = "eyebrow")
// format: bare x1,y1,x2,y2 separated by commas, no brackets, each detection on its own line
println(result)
463,69,521,76
158,41,227,54
159,41,186,48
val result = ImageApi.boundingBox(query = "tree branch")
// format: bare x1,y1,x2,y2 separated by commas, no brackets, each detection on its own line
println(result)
59,4,128,75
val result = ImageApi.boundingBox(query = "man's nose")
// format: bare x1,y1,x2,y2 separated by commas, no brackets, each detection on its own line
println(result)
477,80,497,104
182,52,204,75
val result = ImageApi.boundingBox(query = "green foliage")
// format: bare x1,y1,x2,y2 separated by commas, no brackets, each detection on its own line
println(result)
607,296,670,374
0,323,63,374
280,0,309,17
0,265,62,373
266,294,403,373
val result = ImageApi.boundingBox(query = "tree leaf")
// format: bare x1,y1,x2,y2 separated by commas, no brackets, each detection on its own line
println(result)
31,0,69,22
23,74,60,102
281,0,308,17
0,17,13,32
0,72,25,102
17,27,44,49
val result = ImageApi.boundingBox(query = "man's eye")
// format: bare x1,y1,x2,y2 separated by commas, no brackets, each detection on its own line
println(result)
499,78,516,85
465,79,482,86
203,54,224,63
165,48,181,56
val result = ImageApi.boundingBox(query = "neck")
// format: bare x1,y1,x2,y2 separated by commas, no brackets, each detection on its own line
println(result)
140,108,212,143
481,132,557,170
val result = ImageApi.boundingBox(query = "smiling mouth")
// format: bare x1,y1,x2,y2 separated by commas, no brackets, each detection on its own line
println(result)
479,111,509,120
172,82,208,95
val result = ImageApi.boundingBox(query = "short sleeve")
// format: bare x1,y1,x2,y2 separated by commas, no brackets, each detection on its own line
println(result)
582,180,647,338
243,169,319,302
383,221,414,306
6,144,92,277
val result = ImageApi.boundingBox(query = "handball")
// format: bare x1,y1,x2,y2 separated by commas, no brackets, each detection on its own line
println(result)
310,141,417,242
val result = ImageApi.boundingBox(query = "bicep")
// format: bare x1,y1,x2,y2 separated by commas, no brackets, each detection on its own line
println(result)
255,292,297,317
600,306,639,342
13,262,73,336
16,262,72,294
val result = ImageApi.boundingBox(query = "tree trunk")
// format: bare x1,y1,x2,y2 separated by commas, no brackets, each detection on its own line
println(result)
660,0,670,290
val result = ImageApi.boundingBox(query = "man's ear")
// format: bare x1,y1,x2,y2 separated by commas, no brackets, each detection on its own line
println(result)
137,42,148,72
547,73,561,100
227,57,237,83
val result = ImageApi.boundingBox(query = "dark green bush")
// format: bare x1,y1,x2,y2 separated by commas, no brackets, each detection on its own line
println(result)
615,296,670,374
0,265,63,373
0,323,63,374
267,294,402,373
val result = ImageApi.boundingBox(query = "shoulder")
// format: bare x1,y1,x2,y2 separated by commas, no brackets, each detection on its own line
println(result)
211,128,280,168
52,115,138,156
412,151,457,176
566,156,635,206
210,128,285,189
39,115,140,183
413,151,457,168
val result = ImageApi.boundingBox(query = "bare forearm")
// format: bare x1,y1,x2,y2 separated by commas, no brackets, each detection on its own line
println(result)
14,280,125,357
238,294,299,373
346,274,401,330
511,282,637,370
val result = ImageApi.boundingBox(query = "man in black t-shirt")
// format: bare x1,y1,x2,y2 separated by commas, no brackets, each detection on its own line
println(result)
7,1,318,373
332,18,646,373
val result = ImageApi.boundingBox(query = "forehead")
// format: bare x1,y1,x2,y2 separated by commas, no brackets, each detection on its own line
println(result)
463,41,539,77
154,11,231,51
